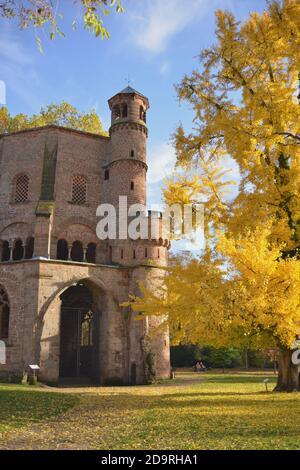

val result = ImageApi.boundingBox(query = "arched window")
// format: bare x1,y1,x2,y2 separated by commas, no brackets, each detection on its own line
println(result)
104,169,109,180
13,239,24,261
0,285,9,339
57,239,68,260
130,150,135,158
14,174,29,203
72,175,87,205
139,106,146,123
81,310,94,346
122,103,128,118
1,241,10,262
86,243,96,264
25,237,34,259
71,241,84,262
112,105,120,121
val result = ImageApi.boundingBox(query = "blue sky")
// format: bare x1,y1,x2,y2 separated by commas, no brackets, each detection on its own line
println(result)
0,0,266,250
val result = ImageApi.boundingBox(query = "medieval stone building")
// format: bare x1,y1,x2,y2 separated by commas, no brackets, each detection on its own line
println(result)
0,87,170,384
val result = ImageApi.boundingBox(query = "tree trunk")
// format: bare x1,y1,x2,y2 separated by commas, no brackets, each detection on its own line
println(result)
244,349,249,369
274,348,300,391
273,359,277,375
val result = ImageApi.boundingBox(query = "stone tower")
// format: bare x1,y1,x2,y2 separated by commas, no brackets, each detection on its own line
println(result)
0,87,170,385
108,86,148,207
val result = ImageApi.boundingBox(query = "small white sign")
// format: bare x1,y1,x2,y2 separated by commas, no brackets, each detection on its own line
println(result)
29,364,40,370
0,341,6,365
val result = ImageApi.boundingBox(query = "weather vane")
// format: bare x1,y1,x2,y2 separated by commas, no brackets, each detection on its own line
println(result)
125,73,131,86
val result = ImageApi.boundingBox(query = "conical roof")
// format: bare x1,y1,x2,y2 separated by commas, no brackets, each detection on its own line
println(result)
119,86,147,99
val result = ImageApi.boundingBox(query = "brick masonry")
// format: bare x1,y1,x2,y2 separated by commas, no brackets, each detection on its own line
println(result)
0,88,171,384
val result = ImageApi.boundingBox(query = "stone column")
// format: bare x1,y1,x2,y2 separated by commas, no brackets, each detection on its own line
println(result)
9,239,14,261
68,244,72,261
21,239,25,260
34,200,54,259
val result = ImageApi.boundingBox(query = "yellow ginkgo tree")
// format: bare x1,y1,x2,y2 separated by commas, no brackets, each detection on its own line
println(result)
128,0,300,391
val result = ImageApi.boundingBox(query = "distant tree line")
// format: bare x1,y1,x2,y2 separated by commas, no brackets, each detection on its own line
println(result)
171,345,276,370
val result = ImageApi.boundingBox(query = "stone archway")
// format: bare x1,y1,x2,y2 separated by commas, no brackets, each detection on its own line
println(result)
59,284,99,382
37,271,130,385
38,277,109,384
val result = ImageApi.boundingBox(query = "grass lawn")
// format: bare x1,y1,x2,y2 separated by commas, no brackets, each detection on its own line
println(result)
0,384,78,436
1,371,300,450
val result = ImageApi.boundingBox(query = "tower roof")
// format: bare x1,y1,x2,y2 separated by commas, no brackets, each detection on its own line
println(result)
108,86,149,108
119,86,147,99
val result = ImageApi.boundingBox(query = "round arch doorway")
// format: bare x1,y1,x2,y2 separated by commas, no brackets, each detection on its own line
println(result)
59,284,99,382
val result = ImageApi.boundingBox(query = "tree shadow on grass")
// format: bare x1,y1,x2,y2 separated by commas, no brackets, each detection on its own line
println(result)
203,375,276,384
75,389,300,415
0,387,78,433
1,386,300,450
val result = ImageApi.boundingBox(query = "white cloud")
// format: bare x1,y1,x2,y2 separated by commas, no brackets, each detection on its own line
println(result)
171,229,205,253
159,60,170,76
129,0,213,53
0,60,42,111
219,155,240,201
0,37,33,66
0,27,43,111
147,142,176,184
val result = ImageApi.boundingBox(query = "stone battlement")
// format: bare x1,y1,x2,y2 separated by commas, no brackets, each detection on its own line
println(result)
0,88,170,385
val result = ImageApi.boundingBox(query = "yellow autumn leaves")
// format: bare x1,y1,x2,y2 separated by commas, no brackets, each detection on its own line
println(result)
128,1,300,353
